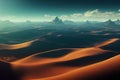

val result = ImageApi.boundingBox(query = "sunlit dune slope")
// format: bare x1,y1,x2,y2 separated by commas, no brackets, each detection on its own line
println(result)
11,38,120,80
13,38,118,65
0,39,38,50
95,38,119,48
12,48,76,64
95,38,120,52
0,38,118,80
12,47,109,65
40,54,120,80
11,50,119,80
11,40,118,80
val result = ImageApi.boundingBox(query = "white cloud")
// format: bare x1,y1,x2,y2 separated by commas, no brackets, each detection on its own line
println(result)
83,9,120,21
84,9,99,17
44,14,55,19
44,9,120,21
60,13,83,21
118,9,120,12
1,9,120,22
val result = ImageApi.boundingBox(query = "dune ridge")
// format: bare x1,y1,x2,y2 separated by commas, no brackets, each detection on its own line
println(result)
13,38,118,65
9,38,120,80
0,39,38,50
95,38,119,48
0,38,119,80
12,51,119,80
39,54,120,80
12,47,109,65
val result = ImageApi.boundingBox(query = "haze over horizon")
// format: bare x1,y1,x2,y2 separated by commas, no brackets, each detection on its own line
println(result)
0,0,120,22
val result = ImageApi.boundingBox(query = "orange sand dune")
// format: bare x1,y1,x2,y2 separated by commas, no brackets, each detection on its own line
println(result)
12,48,77,65
0,39,38,50
11,49,117,80
13,38,119,65
95,38,119,47
0,38,119,80
0,53,119,80
61,47,108,61
10,38,119,80
39,54,120,80
12,47,108,65
11,52,119,80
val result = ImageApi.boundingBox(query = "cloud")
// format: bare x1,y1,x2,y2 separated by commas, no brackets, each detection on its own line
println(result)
118,9,120,12
83,9,120,20
60,14,83,21
1,9,120,22
44,9,120,21
84,9,99,17
44,14,55,19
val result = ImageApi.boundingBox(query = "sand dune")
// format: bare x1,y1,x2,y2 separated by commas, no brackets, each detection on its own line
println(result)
12,47,109,65
40,54,120,80
13,38,118,65
0,39,38,50
95,38,119,48
10,38,119,80
11,47,111,79
0,38,119,80
11,50,119,80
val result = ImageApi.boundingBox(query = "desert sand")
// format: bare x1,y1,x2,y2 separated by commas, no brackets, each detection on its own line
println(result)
0,39,38,50
0,38,119,80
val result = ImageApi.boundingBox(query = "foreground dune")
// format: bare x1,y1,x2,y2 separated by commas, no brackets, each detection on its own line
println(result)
12,47,114,80
10,38,119,80
0,38,119,80
39,54,120,80
11,53,120,80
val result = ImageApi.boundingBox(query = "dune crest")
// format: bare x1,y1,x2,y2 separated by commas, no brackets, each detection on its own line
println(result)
11,49,117,79
61,47,108,61
12,47,108,65
0,39,38,50
95,38,119,48
39,54,120,80
11,52,119,80
0,38,117,80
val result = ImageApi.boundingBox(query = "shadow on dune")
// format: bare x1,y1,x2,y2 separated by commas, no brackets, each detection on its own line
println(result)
0,61,21,80
85,70,120,80
39,55,120,80
54,52,119,67
101,40,120,52
36,49,74,58
0,38,120,80
0,36,115,61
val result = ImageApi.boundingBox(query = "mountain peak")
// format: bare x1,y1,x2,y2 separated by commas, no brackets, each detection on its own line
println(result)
53,17,64,25
104,19,116,26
